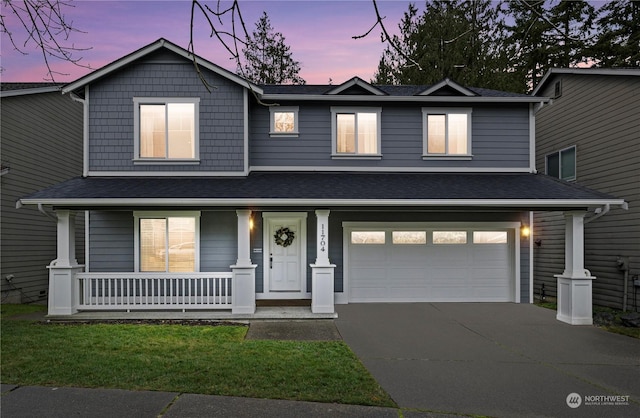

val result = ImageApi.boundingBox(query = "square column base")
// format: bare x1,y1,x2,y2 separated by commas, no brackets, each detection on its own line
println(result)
47,264,84,316
231,265,257,314
311,264,336,314
555,274,595,325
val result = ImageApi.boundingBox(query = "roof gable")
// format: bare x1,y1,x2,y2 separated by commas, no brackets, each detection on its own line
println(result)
533,68,640,96
325,77,386,96
62,38,262,95
417,78,478,97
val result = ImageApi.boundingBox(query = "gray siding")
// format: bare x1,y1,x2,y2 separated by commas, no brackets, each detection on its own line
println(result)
200,211,237,271
1,90,84,303
88,51,245,173
250,103,531,169
88,211,134,272
534,74,640,309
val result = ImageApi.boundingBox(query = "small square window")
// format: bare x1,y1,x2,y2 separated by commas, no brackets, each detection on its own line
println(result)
270,106,299,136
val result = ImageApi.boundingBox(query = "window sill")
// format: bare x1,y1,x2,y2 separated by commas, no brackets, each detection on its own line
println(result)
133,159,201,165
422,155,473,161
269,132,299,138
331,154,383,160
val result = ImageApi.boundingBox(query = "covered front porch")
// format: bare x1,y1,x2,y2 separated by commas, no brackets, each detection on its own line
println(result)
45,209,336,319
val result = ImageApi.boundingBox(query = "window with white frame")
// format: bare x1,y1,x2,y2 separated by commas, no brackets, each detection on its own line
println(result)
546,146,576,181
134,212,200,272
331,107,381,157
270,106,299,136
133,98,199,161
422,108,472,157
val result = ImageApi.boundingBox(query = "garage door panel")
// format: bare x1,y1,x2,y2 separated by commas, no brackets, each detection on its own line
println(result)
348,226,515,303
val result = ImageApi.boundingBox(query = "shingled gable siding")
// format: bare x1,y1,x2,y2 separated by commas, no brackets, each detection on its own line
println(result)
88,53,245,173
249,103,530,169
534,74,640,309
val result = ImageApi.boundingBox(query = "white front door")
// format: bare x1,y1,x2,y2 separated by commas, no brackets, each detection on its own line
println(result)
263,213,308,297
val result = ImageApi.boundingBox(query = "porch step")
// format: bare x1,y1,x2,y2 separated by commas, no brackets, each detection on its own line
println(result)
256,299,311,307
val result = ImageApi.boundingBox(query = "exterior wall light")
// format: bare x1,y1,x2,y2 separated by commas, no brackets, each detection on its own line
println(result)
521,226,531,238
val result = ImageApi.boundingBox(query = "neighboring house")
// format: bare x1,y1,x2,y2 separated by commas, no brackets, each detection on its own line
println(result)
532,69,640,311
18,39,625,324
1,83,84,303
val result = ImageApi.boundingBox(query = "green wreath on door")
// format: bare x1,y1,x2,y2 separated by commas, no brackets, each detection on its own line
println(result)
274,227,295,247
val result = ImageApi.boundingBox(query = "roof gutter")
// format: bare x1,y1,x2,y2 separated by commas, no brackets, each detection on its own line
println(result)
584,202,629,225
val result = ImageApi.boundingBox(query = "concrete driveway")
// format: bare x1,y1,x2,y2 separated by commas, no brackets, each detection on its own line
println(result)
335,303,640,418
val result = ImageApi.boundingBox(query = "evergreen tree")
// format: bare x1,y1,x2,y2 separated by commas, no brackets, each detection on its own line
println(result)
239,11,305,85
545,0,597,68
373,1,519,91
591,0,640,67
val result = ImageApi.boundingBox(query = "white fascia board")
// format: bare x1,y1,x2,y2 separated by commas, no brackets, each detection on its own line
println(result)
260,94,549,104
86,170,249,177
61,39,261,95
0,86,61,98
20,197,627,208
250,165,533,173
534,68,640,96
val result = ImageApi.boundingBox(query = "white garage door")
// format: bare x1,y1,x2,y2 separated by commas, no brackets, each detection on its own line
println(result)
347,225,516,302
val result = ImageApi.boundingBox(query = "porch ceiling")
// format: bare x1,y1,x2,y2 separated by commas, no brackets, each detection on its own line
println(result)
19,172,624,210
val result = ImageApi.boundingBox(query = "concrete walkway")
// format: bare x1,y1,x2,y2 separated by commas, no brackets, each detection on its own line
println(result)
335,303,640,417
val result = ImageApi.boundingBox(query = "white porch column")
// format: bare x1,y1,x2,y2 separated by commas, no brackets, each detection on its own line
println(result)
310,210,336,314
47,210,84,316
231,209,257,314
555,211,595,325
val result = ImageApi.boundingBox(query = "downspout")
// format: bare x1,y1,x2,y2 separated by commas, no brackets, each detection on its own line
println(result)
38,204,58,222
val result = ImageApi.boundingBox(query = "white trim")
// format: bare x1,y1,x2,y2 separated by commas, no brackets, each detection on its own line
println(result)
330,106,382,156
0,85,61,98
418,78,477,97
422,107,473,157
250,165,532,173
260,212,309,299
342,221,521,303
86,170,246,177
529,211,534,304
269,106,299,136
261,94,548,104
133,97,200,161
62,39,262,95
21,197,628,208
80,87,90,177
133,211,201,273
244,89,249,173
85,210,90,272
326,77,386,96
529,104,536,173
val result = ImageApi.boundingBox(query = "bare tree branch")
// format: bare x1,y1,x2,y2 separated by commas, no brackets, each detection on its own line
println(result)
1,0,91,80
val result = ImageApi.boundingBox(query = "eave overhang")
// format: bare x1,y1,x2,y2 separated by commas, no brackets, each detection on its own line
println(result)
260,94,549,104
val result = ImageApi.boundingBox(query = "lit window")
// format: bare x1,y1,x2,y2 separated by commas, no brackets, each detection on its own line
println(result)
433,231,467,244
423,108,471,156
546,146,576,181
134,98,199,160
331,107,381,156
392,231,427,244
270,106,299,136
473,231,508,244
351,231,385,244
136,213,200,272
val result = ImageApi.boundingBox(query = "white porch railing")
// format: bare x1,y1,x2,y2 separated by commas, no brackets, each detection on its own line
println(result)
76,272,233,311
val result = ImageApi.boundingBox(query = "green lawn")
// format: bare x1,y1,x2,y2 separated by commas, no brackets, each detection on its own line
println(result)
0,305,396,407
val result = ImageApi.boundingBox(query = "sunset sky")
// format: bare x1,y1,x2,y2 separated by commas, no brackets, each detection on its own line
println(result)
1,0,414,84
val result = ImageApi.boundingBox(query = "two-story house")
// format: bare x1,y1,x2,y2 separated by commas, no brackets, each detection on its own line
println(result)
1,83,84,304
18,39,625,324
532,68,639,311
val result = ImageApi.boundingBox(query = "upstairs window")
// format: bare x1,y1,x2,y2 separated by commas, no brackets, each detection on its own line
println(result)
422,108,472,158
134,98,199,161
270,106,299,137
331,107,381,157
546,146,576,181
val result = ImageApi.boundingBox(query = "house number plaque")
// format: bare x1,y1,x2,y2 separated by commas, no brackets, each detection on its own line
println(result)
320,224,326,253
